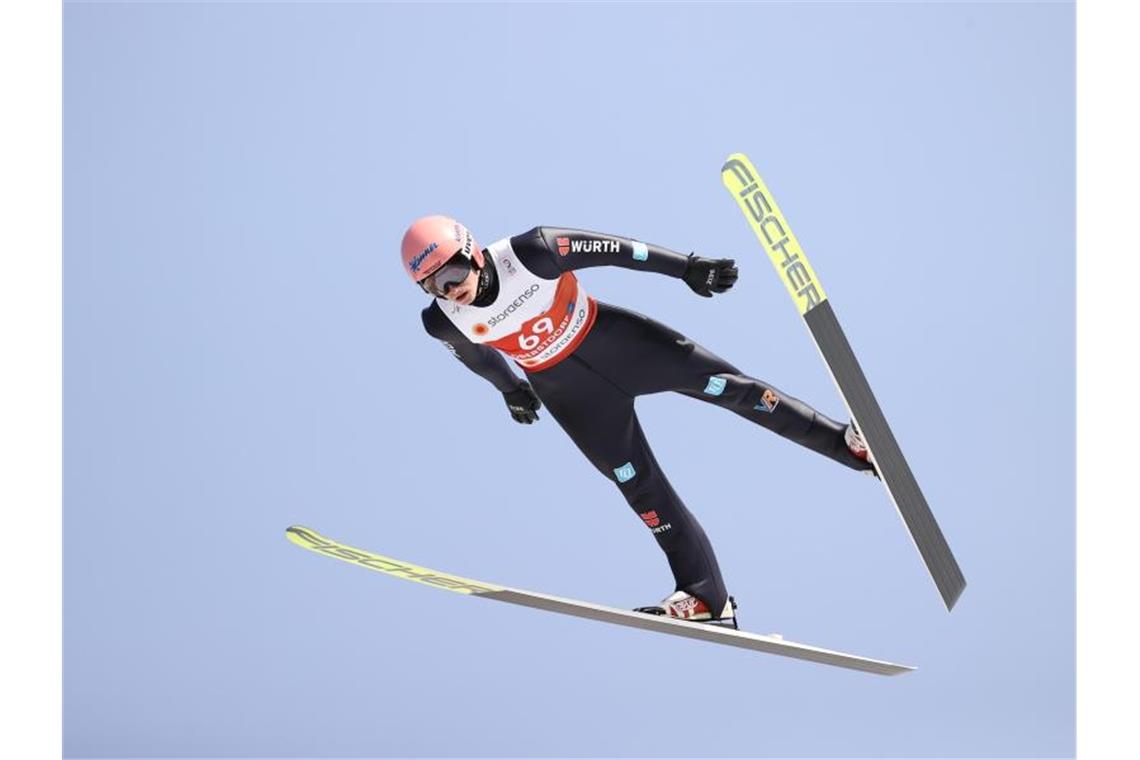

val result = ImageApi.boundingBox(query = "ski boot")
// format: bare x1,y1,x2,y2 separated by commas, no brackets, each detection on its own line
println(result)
844,421,879,478
635,591,739,630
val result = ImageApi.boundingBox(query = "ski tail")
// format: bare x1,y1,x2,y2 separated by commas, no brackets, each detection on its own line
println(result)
802,302,966,609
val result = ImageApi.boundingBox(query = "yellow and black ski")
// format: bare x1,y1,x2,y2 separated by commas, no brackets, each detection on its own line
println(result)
286,526,913,675
720,153,966,610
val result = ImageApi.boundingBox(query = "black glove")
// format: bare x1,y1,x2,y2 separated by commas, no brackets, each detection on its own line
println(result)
683,253,738,297
503,382,542,424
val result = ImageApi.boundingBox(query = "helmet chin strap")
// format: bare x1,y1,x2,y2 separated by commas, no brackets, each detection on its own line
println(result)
473,254,497,305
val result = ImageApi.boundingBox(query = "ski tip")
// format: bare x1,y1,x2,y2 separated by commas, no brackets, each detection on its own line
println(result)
285,525,319,545
721,151,749,168
720,153,753,185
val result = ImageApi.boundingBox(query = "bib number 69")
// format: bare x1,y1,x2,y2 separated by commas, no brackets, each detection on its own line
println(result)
518,317,554,351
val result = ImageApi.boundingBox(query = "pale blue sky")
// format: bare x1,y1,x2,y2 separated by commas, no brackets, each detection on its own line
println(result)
65,1,1074,756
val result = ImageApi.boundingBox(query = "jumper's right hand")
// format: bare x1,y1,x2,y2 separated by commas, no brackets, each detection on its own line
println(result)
503,382,542,424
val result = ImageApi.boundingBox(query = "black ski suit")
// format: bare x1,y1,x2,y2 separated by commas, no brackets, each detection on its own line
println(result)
421,227,869,614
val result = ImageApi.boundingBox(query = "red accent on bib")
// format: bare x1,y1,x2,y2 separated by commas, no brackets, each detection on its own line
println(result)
487,273,597,372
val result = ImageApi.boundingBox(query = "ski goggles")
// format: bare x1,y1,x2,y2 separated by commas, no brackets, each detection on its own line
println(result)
419,252,473,298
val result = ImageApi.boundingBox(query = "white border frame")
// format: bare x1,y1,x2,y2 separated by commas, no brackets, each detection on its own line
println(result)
2,0,1134,756
1077,0,1139,758
0,0,63,758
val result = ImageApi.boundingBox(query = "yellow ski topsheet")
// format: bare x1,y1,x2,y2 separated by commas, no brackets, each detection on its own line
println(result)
720,153,827,315
286,526,502,595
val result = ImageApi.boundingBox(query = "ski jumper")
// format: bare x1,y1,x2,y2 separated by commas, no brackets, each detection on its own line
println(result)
421,227,868,613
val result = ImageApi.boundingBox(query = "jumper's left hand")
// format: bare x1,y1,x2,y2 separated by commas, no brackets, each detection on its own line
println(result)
683,254,738,297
